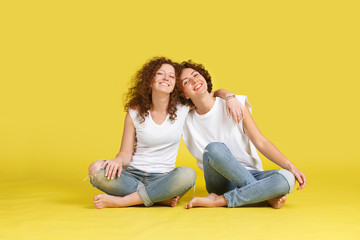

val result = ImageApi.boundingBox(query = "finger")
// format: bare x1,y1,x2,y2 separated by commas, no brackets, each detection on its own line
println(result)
226,107,230,118
100,160,107,169
231,109,235,121
297,174,303,184
106,163,114,178
118,166,122,178
235,111,239,124
111,164,119,179
232,110,237,123
236,110,241,124
297,174,306,190
295,174,303,190
231,109,239,123
301,174,307,189
105,163,110,177
108,164,115,179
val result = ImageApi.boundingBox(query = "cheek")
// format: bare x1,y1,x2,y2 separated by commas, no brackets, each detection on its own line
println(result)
153,76,160,82
182,86,192,97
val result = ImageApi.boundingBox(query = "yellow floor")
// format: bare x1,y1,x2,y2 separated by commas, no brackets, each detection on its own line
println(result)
1,164,359,240
1,1,359,239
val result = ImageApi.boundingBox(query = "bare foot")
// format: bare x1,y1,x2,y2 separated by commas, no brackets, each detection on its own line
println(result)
185,193,227,209
267,195,287,209
93,194,124,209
157,196,180,207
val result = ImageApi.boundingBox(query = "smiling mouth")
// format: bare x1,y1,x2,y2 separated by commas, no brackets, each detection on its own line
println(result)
159,82,170,87
194,83,203,91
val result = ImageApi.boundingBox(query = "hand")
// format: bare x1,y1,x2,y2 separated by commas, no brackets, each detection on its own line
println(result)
225,97,243,124
100,158,123,180
289,167,307,190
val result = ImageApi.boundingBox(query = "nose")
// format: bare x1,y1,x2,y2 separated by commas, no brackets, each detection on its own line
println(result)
189,77,197,85
163,73,169,81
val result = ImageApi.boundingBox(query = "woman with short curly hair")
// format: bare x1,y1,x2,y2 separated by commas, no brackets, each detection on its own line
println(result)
178,60,307,209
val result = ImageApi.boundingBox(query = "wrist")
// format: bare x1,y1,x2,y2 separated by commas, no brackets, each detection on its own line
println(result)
286,163,296,172
114,157,123,164
226,94,235,101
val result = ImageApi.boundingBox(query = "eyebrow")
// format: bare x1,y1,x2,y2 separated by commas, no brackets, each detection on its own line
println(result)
181,70,196,82
158,69,175,74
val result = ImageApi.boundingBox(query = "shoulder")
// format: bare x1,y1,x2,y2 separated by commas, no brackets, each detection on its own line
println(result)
235,95,248,105
175,104,190,119
177,104,190,113
128,106,140,121
234,95,253,112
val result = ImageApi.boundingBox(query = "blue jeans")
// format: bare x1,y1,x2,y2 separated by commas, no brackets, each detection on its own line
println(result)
203,142,295,208
90,167,196,206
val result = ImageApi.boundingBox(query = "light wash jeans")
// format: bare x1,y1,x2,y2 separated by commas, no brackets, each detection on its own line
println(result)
203,142,295,208
90,167,196,206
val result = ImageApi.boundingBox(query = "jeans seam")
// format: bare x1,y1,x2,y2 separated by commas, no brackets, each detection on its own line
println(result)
235,174,278,193
207,155,256,186
137,182,154,207
225,173,282,207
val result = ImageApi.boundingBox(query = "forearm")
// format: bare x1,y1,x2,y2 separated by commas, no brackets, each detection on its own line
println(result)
256,139,295,171
257,138,307,189
213,89,235,100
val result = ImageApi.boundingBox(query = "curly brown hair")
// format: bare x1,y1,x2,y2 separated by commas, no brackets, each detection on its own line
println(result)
124,57,180,123
176,60,213,106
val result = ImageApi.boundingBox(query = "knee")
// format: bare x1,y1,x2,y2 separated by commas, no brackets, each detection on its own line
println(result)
176,167,197,187
277,169,296,193
203,142,227,160
204,142,225,154
88,160,104,175
203,142,233,165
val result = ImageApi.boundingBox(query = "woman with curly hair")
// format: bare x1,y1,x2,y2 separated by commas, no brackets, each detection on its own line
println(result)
87,57,240,208
177,60,307,209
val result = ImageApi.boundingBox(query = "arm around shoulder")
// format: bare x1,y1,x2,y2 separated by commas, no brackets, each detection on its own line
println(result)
213,89,243,123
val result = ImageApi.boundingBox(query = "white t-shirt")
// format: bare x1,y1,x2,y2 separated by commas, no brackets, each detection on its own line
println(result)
127,104,190,173
183,95,263,171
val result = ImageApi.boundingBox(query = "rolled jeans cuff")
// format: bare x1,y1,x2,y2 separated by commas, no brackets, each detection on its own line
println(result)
277,169,295,193
223,192,233,208
137,182,154,207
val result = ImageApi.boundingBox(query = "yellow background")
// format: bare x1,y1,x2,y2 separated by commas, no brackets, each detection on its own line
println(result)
1,0,359,239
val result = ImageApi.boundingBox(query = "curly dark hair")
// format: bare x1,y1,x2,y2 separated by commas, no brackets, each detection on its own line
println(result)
176,60,213,106
124,57,181,123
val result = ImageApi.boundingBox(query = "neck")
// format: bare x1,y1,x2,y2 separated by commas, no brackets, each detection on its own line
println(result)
191,92,216,115
151,90,170,113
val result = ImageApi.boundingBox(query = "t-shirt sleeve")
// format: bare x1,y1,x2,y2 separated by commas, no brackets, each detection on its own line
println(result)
177,104,190,119
128,108,139,128
235,95,252,134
